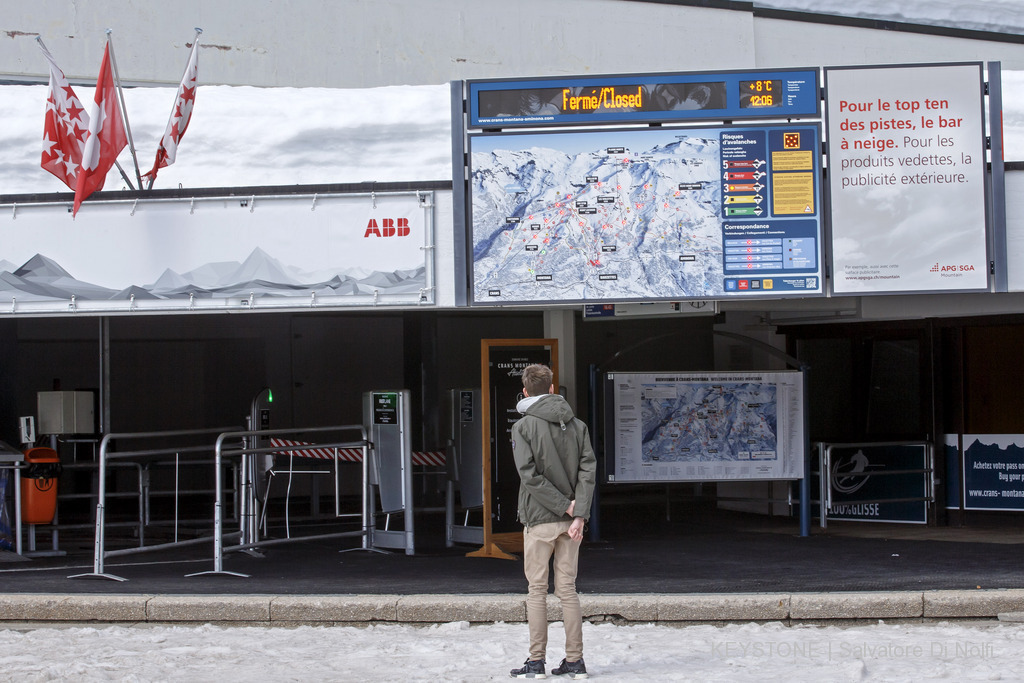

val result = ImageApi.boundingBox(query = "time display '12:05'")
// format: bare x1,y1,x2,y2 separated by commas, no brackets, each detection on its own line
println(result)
739,80,783,108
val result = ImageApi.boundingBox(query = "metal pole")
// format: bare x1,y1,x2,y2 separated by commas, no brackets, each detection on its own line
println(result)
363,442,372,550
99,317,110,436
214,436,224,572
402,392,415,555
146,29,201,191
113,160,136,191
14,465,22,556
185,433,249,578
824,445,833,526
588,363,601,541
94,436,108,575
799,367,811,537
104,30,143,189
334,448,340,518
174,453,180,544
238,443,248,545
136,465,144,547
987,61,1008,293
68,433,126,580
818,443,828,530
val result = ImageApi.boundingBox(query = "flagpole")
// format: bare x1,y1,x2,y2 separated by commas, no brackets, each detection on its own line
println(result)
105,29,142,190
147,27,202,191
114,160,136,189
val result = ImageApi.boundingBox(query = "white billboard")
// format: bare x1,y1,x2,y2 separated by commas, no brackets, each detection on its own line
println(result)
826,63,989,294
1005,170,1024,291
0,190,434,315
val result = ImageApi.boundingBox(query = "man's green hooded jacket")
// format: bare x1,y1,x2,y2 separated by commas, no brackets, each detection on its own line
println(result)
511,393,597,527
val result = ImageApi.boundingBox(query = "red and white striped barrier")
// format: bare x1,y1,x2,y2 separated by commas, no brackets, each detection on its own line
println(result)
268,437,445,466
413,451,446,467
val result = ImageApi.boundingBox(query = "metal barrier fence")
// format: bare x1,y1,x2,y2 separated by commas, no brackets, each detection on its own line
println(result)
70,427,242,581
189,424,370,578
817,441,934,528
70,424,372,581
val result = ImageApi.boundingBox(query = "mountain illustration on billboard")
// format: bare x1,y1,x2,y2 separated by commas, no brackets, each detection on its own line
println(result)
112,285,160,300
964,436,1024,461
0,249,424,302
0,253,118,301
14,253,71,280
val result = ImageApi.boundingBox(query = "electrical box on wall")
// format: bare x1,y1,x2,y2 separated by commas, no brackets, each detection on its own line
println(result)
37,391,95,435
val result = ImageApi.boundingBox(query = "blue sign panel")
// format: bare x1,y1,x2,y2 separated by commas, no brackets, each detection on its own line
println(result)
962,435,1024,511
468,69,820,128
825,445,928,523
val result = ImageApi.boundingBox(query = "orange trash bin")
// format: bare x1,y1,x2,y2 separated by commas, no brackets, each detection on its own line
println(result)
21,447,61,524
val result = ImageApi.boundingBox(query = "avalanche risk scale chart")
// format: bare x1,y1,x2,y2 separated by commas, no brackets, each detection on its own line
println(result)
469,123,822,304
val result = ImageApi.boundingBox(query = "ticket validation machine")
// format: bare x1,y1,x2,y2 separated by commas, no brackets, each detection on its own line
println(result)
362,390,415,555
445,389,484,547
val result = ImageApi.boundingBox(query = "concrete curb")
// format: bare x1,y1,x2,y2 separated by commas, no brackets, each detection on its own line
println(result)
1,590,1023,625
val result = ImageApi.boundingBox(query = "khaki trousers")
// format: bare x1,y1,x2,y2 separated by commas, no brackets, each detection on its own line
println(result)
522,520,583,662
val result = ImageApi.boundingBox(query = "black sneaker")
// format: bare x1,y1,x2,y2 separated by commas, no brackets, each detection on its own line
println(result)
510,659,546,679
551,658,588,679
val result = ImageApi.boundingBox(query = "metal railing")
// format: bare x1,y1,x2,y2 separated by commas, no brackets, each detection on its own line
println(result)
818,441,934,528
188,424,370,578
69,427,241,581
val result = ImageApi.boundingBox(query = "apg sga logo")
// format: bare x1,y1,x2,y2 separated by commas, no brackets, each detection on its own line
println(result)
364,218,411,238
930,262,976,276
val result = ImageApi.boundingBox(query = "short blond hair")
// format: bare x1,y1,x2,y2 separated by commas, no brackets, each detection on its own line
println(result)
521,364,552,396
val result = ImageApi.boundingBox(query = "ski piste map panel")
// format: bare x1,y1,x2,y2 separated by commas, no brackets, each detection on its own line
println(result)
469,124,823,305
604,371,805,483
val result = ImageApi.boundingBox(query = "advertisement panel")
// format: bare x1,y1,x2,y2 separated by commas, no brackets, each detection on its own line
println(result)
962,434,1024,511
1005,171,1024,292
825,63,988,294
486,345,553,533
470,124,823,304
0,190,433,314
603,371,804,483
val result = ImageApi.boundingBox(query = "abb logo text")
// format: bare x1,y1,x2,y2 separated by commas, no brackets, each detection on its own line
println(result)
364,218,410,237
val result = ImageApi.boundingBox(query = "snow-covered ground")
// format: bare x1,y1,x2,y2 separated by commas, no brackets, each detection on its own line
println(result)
2,619,1023,681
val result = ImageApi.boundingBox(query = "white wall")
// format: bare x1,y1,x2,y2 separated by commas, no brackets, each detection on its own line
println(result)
2,0,755,87
753,17,1024,70
5,1,1023,88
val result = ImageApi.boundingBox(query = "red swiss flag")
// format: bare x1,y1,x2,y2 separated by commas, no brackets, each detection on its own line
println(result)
73,42,127,217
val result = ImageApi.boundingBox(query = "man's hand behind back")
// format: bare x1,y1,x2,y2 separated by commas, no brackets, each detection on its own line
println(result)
568,516,584,541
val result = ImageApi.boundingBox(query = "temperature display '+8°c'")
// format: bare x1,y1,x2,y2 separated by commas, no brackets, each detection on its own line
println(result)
739,80,783,108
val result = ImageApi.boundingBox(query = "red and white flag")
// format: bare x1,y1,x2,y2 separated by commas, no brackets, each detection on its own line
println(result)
73,42,128,216
38,40,90,191
143,37,199,186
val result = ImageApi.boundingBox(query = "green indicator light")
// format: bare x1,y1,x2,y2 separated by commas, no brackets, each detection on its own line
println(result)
267,389,273,403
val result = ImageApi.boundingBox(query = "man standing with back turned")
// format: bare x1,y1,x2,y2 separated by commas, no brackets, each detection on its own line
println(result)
509,364,597,680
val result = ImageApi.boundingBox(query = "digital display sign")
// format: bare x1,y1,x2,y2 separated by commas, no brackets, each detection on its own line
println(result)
468,123,823,305
739,80,783,108
467,69,819,128
476,81,727,121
